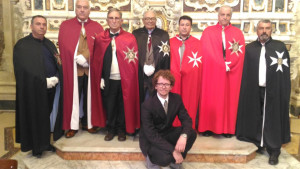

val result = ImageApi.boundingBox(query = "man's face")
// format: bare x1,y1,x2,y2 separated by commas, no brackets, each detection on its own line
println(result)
75,0,90,21
179,19,192,38
143,11,156,30
107,11,123,33
155,76,172,99
30,17,47,39
257,22,272,43
218,7,232,26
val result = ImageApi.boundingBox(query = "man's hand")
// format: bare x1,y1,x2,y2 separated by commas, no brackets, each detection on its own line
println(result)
100,78,105,90
46,77,59,89
172,150,183,164
143,64,155,76
175,135,187,153
75,54,89,68
225,61,231,72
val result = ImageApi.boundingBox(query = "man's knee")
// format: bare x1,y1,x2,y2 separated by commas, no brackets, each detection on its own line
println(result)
150,153,173,167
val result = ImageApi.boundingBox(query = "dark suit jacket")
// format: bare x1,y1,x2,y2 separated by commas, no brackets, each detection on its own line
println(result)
139,92,193,156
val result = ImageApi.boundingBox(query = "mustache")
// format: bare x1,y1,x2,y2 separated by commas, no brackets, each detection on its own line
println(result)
260,33,268,36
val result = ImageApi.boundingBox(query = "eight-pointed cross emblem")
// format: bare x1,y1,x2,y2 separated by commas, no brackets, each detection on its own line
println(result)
158,41,170,57
228,39,243,55
270,51,289,72
123,47,138,63
188,51,202,68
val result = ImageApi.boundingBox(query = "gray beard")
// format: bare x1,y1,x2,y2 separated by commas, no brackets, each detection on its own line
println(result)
259,34,270,43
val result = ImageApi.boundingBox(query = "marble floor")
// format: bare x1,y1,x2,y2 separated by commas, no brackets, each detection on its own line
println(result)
10,149,300,169
1,111,300,169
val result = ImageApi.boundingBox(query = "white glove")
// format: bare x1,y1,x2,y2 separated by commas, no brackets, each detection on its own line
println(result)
46,77,59,89
100,78,105,90
75,54,89,68
225,61,231,72
143,65,155,76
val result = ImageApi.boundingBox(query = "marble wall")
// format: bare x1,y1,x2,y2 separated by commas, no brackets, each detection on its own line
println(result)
0,0,299,105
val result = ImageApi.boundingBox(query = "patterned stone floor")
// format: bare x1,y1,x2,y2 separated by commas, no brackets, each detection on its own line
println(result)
1,111,300,169
10,149,300,169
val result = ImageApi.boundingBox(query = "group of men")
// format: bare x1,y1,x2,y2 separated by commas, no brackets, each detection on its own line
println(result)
13,0,290,167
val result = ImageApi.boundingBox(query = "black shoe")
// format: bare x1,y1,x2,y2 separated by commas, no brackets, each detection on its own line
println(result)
222,134,232,138
118,133,126,141
256,147,265,154
104,132,116,141
202,131,213,137
33,152,42,158
47,145,56,152
268,154,279,165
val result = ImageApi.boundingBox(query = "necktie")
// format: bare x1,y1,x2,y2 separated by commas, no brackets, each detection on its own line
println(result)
163,100,168,114
147,34,152,51
259,44,266,86
222,27,226,60
81,22,85,35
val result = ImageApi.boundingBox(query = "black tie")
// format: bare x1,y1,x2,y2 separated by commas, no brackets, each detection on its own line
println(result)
109,33,119,38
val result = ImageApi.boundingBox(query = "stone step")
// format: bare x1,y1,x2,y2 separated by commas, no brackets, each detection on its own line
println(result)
54,129,257,163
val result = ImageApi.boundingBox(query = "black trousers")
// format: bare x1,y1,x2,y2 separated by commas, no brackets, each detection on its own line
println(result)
148,127,197,166
47,87,56,116
78,74,88,126
103,79,125,134
259,87,281,157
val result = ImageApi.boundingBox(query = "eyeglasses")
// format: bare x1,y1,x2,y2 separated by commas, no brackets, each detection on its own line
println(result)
108,17,121,21
143,17,156,22
156,83,171,87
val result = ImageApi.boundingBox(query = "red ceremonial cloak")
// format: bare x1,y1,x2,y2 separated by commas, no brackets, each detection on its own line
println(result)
198,23,245,134
58,18,103,130
170,35,202,129
91,28,140,133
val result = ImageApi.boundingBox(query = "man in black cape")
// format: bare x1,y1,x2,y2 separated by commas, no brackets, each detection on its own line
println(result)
236,19,291,165
13,15,63,157
132,10,170,103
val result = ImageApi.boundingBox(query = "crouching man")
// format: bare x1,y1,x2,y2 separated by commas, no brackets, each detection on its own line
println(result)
139,70,196,169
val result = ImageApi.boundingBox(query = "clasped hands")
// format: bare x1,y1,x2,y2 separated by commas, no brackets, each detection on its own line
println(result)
143,64,155,76
173,135,187,164
75,54,89,68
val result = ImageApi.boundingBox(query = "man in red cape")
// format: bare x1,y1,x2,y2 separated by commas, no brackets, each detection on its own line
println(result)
58,0,103,138
198,5,245,137
170,15,202,129
91,8,140,141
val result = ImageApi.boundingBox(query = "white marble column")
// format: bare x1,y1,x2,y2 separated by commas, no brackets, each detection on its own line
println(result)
0,0,19,100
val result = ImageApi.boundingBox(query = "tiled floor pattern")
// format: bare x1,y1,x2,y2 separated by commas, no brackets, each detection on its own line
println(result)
1,111,300,169
11,149,300,169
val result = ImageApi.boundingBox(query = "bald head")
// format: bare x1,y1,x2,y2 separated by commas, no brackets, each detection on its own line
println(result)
218,5,232,26
75,0,90,21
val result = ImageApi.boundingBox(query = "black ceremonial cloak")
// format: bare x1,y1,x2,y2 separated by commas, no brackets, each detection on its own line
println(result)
236,38,291,149
132,27,170,103
13,34,63,154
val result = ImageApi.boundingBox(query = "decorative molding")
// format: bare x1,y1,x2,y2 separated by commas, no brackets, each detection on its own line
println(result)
185,0,240,12
52,0,66,10
12,0,296,45
91,0,130,11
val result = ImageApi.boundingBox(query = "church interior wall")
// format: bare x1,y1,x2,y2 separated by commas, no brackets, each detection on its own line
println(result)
0,0,299,114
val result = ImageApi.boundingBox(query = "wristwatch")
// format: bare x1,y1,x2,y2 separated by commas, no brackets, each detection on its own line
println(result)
181,133,187,138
